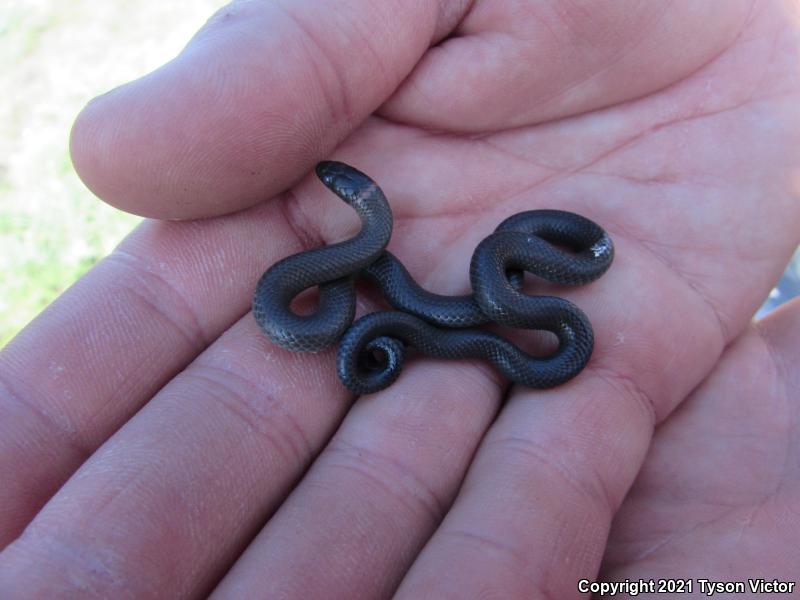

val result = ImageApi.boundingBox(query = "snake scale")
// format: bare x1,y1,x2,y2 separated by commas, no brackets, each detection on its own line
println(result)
253,161,614,394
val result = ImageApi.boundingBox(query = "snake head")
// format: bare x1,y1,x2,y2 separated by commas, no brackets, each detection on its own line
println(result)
316,161,376,205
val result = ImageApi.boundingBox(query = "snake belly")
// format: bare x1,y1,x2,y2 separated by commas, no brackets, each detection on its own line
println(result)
252,161,614,393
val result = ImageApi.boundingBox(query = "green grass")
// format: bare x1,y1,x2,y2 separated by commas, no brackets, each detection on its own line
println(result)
0,0,226,346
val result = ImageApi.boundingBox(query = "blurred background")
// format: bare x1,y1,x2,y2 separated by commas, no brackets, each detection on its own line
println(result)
0,0,227,346
0,0,798,346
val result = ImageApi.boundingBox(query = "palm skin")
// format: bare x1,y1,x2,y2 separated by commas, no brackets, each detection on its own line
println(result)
0,0,799,598
604,303,800,587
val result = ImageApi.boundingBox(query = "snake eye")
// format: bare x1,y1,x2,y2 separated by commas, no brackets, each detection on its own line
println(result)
315,160,370,204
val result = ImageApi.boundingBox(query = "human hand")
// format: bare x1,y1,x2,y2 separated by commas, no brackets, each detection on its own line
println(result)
599,296,800,597
1,1,799,598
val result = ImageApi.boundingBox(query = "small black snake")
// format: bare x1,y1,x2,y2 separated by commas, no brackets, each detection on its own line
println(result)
253,161,614,394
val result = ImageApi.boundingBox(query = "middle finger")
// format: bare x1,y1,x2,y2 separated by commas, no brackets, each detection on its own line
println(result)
213,358,504,599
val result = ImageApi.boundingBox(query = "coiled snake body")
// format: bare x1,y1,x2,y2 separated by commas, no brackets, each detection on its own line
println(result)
253,161,614,394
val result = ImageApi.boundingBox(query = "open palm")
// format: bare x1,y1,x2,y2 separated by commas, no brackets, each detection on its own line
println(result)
1,1,799,598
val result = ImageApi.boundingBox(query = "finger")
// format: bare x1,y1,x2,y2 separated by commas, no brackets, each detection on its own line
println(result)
0,186,491,599
0,167,359,547
214,211,696,599
211,359,504,600
70,0,472,219
216,16,799,591
389,226,687,597
392,8,800,588
381,0,754,131
600,296,800,580
0,204,268,546
393,380,654,597
0,145,482,597
0,312,352,599
391,231,745,597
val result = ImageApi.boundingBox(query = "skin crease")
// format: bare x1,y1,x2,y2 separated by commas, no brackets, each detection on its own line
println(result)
0,0,799,598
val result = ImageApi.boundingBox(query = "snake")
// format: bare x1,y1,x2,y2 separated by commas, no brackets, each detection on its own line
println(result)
253,161,614,394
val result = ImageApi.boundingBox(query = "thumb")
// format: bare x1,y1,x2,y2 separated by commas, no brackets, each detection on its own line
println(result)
70,0,470,219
